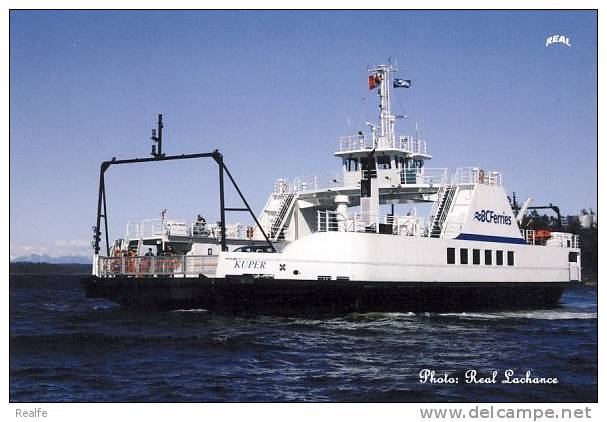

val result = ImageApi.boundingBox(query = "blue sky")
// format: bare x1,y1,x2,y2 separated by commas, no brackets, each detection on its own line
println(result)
9,10,597,258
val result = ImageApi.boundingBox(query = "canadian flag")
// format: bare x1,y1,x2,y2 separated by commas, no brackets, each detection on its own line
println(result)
368,74,380,90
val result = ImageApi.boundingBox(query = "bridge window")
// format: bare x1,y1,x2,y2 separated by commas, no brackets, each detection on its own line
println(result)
496,250,504,266
447,248,455,264
568,252,578,263
473,249,480,265
484,250,492,265
377,155,391,169
460,248,469,265
507,251,515,266
345,157,358,171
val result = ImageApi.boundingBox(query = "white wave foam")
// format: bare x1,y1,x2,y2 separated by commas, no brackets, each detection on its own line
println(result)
438,310,597,320
170,308,209,313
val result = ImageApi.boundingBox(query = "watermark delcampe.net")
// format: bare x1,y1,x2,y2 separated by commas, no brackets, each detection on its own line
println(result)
546,34,572,47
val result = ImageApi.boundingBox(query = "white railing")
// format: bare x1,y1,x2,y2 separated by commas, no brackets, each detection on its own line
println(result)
398,136,427,155
125,219,253,241
317,210,377,233
316,209,465,238
453,167,502,186
519,230,579,248
97,255,218,277
521,229,537,245
400,167,448,185
126,219,165,239
337,134,429,155
390,214,431,237
337,134,371,152
291,173,342,192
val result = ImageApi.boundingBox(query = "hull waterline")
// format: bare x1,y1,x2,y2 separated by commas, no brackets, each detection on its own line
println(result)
84,276,567,317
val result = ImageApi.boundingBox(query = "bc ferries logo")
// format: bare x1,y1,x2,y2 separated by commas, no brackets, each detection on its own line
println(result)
474,210,512,225
545,35,571,47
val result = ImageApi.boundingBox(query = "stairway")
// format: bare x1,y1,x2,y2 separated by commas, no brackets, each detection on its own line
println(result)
270,193,295,241
429,185,457,238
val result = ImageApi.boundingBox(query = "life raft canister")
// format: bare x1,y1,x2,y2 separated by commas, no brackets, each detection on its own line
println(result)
535,229,552,239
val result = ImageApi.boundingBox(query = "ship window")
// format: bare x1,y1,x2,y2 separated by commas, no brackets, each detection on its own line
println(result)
496,250,504,266
485,250,492,265
208,248,213,255
460,248,469,265
345,157,358,172
377,155,391,169
473,249,480,265
568,252,578,263
318,276,331,281
507,251,515,266
447,248,455,264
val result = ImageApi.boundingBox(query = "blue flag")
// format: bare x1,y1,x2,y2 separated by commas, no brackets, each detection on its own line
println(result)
393,79,411,88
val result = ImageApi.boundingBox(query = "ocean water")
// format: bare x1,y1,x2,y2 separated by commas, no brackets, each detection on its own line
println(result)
10,274,597,402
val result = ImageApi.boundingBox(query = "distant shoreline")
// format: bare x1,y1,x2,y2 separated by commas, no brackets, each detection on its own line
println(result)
9,262,90,275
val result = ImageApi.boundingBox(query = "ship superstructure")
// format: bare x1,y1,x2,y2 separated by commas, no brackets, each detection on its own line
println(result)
86,62,581,315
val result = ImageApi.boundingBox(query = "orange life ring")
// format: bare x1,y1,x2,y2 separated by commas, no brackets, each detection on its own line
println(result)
478,170,485,184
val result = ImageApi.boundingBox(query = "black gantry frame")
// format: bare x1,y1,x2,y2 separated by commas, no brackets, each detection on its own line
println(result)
93,149,276,255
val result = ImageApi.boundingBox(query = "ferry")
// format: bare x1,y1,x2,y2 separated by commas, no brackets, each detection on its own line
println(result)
84,62,581,315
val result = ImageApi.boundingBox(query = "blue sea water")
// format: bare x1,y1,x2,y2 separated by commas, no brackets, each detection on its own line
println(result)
10,274,597,402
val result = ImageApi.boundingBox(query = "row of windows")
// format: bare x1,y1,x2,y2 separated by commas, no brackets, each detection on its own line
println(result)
344,156,424,171
447,248,514,266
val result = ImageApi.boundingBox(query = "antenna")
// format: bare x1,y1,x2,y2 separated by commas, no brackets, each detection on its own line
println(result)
150,114,165,158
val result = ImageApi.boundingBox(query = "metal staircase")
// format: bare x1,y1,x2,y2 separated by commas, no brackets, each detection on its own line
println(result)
428,170,458,238
270,193,295,241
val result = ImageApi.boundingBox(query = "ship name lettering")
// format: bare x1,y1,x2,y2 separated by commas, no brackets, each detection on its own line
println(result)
234,260,266,269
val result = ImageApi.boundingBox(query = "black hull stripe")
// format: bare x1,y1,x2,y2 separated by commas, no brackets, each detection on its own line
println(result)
84,276,568,317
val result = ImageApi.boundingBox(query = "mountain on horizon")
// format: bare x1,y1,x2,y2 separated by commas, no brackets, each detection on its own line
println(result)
11,254,91,265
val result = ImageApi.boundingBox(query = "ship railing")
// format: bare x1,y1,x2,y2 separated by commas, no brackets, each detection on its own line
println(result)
521,229,537,245
291,173,342,193
337,134,429,155
519,230,579,248
317,210,375,233
337,134,371,152
453,167,502,186
316,210,418,236
126,219,166,239
125,219,252,241
316,209,468,238
97,255,219,278
397,136,427,155
399,167,448,185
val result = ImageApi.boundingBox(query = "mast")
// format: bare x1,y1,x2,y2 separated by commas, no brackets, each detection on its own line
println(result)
369,63,397,148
